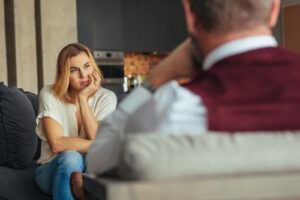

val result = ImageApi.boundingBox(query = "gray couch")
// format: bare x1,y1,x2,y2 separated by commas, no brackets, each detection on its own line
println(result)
0,164,51,200
0,84,124,200
83,132,300,200
0,85,51,200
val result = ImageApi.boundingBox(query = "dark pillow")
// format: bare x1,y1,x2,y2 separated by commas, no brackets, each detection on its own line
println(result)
0,83,37,169
19,89,41,160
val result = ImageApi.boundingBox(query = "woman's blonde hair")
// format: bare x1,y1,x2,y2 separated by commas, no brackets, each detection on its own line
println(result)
52,43,103,103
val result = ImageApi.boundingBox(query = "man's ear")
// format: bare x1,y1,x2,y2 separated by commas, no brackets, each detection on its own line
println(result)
182,0,199,35
268,0,281,28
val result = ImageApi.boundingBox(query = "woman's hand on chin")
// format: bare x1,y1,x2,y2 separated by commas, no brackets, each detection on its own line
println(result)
79,71,100,101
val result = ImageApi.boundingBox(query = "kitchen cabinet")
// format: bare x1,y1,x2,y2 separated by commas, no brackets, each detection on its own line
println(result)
160,0,187,52
77,0,123,51
136,0,187,52
122,0,140,51
77,0,187,52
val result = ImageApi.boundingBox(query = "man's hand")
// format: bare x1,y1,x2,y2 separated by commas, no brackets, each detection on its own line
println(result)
148,38,201,88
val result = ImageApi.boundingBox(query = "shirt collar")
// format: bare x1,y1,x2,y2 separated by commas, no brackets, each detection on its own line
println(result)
203,35,278,70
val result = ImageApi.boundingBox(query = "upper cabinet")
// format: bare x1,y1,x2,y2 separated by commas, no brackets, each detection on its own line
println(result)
77,0,187,52
77,0,123,51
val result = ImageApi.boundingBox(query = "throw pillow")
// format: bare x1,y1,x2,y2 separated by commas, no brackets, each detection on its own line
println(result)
0,83,37,169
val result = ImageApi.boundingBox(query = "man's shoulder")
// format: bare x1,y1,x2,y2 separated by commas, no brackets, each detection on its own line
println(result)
216,47,300,67
271,47,300,61
246,47,300,60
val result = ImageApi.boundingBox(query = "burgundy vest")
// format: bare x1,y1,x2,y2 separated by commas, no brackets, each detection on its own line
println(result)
184,47,300,132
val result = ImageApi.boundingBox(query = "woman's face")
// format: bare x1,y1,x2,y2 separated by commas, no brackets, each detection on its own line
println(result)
68,52,94,92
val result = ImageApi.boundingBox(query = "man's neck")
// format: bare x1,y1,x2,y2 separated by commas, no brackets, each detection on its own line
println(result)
198,26,273,57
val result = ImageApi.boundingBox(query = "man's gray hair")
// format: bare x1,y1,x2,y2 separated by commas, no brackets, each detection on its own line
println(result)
189,0,273,33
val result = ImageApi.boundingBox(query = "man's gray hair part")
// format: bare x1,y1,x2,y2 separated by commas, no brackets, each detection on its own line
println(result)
189,0,273,33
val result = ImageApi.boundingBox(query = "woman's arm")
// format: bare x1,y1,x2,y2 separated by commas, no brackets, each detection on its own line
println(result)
42,117,92,154
78,70,101,140
148,38,202,88
78,95,99,140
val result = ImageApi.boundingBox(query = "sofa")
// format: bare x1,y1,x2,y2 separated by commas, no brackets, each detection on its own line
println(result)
3,81,300,200
0,82,125,200
0,83,51,200
82,132,300,200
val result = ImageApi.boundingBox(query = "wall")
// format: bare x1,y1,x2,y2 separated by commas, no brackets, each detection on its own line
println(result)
14,0,37,92
0,0,7,84
0,0,77,93
282,0,300,5
274,0,300,45
39,0,77,88
1,1,300,92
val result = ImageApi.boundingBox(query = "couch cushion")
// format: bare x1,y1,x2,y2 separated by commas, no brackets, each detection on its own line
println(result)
20,89,41,160
0,83,37,169
119,131,300,179
0,165,51,200
20,89,39,117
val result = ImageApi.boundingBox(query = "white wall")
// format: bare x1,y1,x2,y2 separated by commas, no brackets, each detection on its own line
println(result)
40,0,77,88
0,0,77,93
0,0,7,84
14,0,38,92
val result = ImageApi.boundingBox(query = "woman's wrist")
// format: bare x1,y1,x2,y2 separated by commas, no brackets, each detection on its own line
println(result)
78,94,88,104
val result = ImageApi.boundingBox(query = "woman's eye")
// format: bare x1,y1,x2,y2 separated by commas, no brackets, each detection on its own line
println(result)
70,68,78,73
84,64,90,69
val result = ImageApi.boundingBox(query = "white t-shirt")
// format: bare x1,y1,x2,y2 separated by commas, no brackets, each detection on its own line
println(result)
36,85,117,164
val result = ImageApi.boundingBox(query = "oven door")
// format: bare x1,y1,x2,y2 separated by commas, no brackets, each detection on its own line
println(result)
98,64,126,103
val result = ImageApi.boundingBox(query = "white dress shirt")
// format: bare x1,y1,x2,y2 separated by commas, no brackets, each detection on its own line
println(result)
87,35,278,174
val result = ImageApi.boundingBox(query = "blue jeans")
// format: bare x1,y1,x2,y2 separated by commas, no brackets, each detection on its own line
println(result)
35,150,85,200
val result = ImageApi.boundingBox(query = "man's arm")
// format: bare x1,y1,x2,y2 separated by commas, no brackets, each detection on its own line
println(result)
86,87,152,174
148,38,201,88
86,81,207,175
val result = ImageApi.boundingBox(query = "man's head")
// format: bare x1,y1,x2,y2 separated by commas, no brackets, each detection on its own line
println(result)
182,0,280,55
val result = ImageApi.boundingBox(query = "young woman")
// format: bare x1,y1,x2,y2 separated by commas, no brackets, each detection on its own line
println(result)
34,43,117,199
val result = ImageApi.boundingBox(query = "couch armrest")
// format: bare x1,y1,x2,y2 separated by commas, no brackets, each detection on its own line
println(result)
83,171,300,200
119,132,300,179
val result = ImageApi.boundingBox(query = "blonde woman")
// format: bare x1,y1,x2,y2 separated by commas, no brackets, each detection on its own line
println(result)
34,43,117,199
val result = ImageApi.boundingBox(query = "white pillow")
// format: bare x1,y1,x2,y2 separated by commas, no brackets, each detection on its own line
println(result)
119,131,300,179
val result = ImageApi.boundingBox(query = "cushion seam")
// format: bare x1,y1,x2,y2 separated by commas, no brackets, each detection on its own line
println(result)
0,96,8,165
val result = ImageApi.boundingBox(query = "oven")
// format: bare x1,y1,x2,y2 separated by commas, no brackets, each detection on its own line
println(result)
94,51,125,100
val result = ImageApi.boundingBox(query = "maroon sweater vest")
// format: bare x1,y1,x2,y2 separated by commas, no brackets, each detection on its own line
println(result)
184,47,300,132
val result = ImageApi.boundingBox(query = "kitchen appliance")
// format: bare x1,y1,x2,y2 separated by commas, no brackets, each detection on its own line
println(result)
94,51,125,99
94,50,124,84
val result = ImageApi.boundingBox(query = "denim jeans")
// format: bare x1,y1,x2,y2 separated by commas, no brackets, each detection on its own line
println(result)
35,150,85,200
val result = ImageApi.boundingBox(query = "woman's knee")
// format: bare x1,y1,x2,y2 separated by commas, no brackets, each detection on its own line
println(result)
56,150,84,171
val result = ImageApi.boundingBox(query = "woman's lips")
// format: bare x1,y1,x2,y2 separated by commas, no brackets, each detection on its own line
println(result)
81,80,90,86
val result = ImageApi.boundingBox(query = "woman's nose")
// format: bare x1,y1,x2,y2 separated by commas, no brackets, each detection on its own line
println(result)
79,69,88,78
